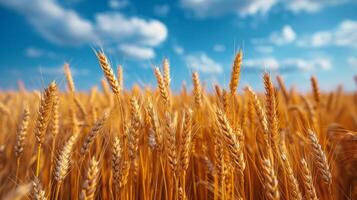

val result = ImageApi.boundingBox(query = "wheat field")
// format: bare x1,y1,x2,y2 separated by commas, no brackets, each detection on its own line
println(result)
0,50,356,200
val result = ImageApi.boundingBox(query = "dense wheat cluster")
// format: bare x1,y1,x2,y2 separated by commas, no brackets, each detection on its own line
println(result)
0,50,356,200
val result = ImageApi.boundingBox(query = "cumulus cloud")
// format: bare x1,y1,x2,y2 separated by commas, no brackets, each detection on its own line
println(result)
37,64,90,76
25,47,58,59
180,0,352,18
153,4,170,17
108,0,129,9
0,0,168,59
180,0,278,18
244,57,332,72
119,44,155,60
173,44,185,55
0,0,95,45
25,47,44,58
298,20,357,48
348,57,357,68
252,25,296,46
95,13,167,46
255,45,274,53
269,25,296,45
185,53,223,74
213,44,226,52
285,0,350,13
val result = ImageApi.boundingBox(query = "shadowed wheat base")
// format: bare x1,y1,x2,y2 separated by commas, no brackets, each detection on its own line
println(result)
0,50,356,200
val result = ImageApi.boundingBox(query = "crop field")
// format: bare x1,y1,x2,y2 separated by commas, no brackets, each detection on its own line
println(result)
0,50,356,200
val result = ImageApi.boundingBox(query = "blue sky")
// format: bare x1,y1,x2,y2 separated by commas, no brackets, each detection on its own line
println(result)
0,0,356,92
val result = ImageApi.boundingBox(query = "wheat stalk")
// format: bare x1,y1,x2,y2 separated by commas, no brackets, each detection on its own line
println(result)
117,64,123,91
276,75,289,103
64,63,75,93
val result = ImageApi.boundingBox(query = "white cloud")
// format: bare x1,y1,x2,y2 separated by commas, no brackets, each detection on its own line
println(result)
255,45,274,53
180,0,352,18
119,44,155,60
269,25,296,45
0,0,168,59
285,0,349,13
108,0,129,9
25,47,58,59
37,64,90,76
0,0,95,45
180,0,278,18
185,53,223,74
245,57,280,70
244,57,332,71
153,4,170,17
95,13,167,46
299,20,357,48
173,44,185,55
25,47,43,58
213,44,226,52
348,57,357,68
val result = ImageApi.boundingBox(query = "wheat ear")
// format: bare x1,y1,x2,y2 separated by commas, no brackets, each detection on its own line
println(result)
64,63,75,93
276,75,289,103
263,73,279,151
54,133,79,200
33,177,47,200
0,101,10,115
163,58,171,89
165,112,178,176
96,51,120,95
112,137,130,190
245,86,269,142
35,81,57,177
80,157,100,200
180,109,193,173
300,159,318,200
310,76,320,105
261,158,280,200
192,72,203,108
81,112,109,155
215,109,245,173
154,67,170,106
128,97,141,160
117,64,123,91
14,106,30,180
15,106,30,158
307,129,332,185
281,154,302,200
147,100,162,151
229,49,242,95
